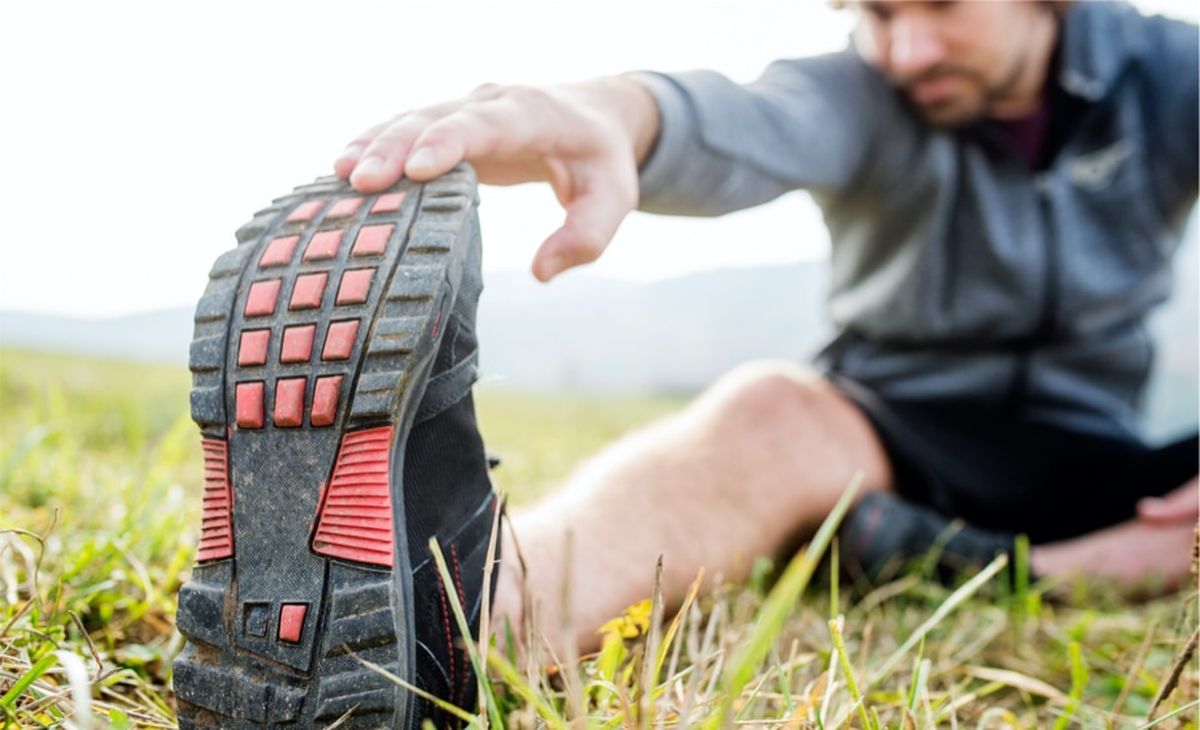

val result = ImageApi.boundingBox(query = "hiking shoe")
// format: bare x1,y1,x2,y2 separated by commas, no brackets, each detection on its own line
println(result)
172,165,501,728
839,492,1015,583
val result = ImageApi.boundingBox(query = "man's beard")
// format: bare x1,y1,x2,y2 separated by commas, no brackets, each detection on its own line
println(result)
896,56,1028,128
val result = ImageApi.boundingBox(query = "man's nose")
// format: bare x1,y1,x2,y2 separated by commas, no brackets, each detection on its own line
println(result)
889,14,945,79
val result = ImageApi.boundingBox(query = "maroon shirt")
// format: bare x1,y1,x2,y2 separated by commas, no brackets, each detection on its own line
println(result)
990,98,1053,170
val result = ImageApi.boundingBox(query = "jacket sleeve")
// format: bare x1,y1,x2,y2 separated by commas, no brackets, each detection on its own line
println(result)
631,51,890,217
1141,12,1199,213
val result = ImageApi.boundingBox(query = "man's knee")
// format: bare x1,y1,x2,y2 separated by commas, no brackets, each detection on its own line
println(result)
699,360,834,433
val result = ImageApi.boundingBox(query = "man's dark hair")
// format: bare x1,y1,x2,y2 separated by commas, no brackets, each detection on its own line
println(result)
830,1,1076,18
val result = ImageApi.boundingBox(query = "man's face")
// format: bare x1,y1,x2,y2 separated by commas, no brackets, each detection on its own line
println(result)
854,1,1055,127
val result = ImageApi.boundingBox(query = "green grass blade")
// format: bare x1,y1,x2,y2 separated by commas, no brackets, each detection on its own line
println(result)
868,552,1008,686
353,655,478,725
703,473,863,729
1142,699,1200,728
829,616,874,730
829,536,840,620
1052,641,1088,730
486,649,568,729
1012,533,1030,629
0,651,57,709
429,537,508,730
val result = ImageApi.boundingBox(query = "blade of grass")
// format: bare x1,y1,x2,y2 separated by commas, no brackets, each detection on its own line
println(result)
55,650,93,730
702,473,863,730
1147,625,1198,723
868,552,1008,686
640,556,664,729
828,616,874,730
476,493,505,730
1051,641,1088,730
0,651,57,708
557,530,585,723
817,648,837,730
1111,619,1156,717
966,666,1068,704
829,537,839,620
486,649,568,730
1142,699,1200,729
907,658,930,715
1011,534,1031,634
353,655,478,725
429,537,506,730
905,638,926,712
654,568,703,686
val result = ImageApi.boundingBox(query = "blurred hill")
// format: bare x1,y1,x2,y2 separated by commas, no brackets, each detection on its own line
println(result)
2,254,1195,440
0,263,831,391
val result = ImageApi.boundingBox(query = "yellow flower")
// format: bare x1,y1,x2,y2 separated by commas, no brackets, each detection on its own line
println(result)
597,598,653,640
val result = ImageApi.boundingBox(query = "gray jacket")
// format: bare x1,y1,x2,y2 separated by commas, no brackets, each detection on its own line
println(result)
634,1,1197,438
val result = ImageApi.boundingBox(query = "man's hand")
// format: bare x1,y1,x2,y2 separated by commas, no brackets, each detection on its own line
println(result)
334,78,660,282
1138,477,1199,525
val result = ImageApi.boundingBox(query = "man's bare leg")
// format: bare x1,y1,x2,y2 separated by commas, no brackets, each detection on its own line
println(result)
490,360,894,652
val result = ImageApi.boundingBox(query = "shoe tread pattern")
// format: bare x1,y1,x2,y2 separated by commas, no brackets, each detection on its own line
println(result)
175,166,479,729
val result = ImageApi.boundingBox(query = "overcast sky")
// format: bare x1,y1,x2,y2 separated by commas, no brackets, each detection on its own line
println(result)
1,0,1195,318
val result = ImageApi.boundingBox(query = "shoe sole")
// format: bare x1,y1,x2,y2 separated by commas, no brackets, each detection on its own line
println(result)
173,165,479,728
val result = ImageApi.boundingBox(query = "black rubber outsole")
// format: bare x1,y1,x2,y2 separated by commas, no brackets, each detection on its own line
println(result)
173,165,479,728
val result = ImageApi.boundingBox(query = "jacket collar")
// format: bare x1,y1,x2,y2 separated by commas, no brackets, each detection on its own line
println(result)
1057,1,1142,101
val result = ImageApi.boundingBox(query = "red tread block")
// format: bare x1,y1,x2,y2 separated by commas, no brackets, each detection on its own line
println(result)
245,279,282,317
370,192,406,214
280,324,316,363
289,272,328,310
312,426,395,567
274,377,307,428
236,382,265,429
196,438,234,562
303,229,344,261
278,604,308,643
238,329,271,366
310,375,344,427
322,320,360,361
286,199,324,223
259,235,300,268
336,268,375,305
325,197,364,219
351,224,393,257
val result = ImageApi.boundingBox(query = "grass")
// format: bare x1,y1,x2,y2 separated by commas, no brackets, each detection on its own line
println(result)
0,346,1196,728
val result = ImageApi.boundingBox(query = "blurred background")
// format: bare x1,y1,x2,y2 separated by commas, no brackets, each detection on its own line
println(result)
2,0,1196,440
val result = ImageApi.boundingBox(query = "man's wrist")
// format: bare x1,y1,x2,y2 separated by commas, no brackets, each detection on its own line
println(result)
612,75,661,167
568,75,661,167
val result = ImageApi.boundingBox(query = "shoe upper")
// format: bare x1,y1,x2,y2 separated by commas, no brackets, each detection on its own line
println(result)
840,492,1015,584
401,215,501,728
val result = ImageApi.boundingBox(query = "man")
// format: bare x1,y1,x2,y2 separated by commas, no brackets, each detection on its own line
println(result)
173,2,1197,726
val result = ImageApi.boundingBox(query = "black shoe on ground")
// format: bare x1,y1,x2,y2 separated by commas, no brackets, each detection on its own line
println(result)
839,492,1016,584
172,165,500,728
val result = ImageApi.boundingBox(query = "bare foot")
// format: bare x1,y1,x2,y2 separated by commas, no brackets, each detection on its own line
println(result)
1031,518,1197,591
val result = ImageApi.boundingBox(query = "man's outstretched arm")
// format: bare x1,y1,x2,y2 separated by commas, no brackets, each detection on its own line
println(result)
335,78,660,282
334,53,887,280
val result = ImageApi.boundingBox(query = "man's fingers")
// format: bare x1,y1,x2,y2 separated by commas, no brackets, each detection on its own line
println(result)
333,145,365,178
532,166,636,282
349,114,437,192
334,121,391,178
345,101,464,192
1138,477,1200,524
403,106,517,181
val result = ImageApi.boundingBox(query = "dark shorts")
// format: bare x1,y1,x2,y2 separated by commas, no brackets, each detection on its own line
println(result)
831,375,1199,544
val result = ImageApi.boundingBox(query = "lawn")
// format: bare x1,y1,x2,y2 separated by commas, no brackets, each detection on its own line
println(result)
0,347,1195,728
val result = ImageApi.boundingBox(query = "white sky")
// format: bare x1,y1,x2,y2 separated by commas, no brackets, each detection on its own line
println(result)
1,0,1195,318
